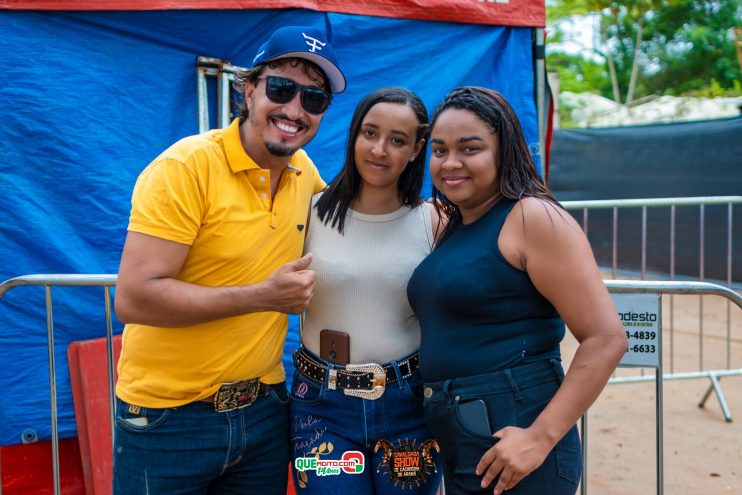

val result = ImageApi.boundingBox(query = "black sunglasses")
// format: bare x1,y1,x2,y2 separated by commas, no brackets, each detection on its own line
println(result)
257,76,332,115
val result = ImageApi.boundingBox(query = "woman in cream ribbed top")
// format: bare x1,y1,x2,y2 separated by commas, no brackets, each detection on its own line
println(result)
301,196,433,363
289,87,443,495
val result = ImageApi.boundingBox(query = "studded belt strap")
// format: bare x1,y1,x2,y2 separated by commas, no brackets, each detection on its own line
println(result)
295,348,419,391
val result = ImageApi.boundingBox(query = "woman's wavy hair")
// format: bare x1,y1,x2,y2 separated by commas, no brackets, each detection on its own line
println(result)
430,86,559,243
315,86,429,233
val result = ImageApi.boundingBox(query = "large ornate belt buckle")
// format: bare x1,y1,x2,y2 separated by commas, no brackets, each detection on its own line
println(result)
344,363,386,400
213,379,261,412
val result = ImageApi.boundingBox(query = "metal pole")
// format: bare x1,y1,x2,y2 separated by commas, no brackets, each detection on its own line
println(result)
669,205,676,373
656,298,664,495
197,67,209,133
604,280,742,304
612,207,618,279
726,203,732,370
534,28,546,176
580,414,588,495
641,206,647,279
0,274,118,297
699,204,705,371
104,287,117,449
45,286,61,495
219,71,231,129
698,373,734,422
562,196,742,209
610,368,742,385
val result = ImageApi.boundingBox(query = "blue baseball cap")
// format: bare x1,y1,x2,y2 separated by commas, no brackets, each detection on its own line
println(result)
252,26,346,94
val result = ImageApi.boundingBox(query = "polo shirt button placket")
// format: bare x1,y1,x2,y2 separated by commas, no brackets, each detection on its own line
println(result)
260,191,272,210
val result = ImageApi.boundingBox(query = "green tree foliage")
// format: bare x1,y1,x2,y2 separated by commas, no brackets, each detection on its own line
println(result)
547,0,742,102
548,51,612,94
640,1,741,95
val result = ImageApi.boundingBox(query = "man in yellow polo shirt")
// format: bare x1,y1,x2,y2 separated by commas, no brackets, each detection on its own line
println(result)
112,26,346,494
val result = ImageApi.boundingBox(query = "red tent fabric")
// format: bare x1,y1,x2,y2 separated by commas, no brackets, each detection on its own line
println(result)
2,0,545,27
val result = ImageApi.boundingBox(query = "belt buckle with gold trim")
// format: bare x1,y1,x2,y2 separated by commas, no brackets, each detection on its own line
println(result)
213,379,260,412
344,363,386,400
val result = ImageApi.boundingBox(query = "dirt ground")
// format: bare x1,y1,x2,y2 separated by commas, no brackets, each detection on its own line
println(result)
561,292,742,494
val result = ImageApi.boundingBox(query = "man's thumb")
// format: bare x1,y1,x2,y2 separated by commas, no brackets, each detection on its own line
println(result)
285,253,313,272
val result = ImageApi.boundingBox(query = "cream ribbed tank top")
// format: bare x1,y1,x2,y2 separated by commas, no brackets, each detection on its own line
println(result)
302,194,433,364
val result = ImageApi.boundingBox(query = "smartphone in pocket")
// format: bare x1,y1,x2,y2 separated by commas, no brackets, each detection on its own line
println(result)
458,399,492,436
319,329,350,365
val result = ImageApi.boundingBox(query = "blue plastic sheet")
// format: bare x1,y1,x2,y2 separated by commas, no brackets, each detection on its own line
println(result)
0,9,537,445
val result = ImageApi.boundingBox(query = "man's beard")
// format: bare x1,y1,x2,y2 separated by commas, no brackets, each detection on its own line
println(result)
265,141,297,157
250,111,305,158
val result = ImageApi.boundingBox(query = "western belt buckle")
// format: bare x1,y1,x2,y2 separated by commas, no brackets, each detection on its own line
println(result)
213,379,261,412
344,363,386,400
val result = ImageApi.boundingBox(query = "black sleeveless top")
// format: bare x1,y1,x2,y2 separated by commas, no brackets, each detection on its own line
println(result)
407,198,564,382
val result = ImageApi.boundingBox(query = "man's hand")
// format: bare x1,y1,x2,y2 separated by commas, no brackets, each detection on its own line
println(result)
262,253,317,314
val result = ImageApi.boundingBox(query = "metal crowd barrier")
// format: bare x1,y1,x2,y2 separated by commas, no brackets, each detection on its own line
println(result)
561,196,738,283
563,196,740,417
0,275,117,495
580,280,742,495
1,197,740,494
1,274,740,495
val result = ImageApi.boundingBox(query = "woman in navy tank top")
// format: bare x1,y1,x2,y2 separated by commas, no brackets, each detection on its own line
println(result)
407,87,627,494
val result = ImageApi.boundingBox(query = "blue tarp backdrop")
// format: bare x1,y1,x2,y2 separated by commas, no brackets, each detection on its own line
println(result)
0,9,538,446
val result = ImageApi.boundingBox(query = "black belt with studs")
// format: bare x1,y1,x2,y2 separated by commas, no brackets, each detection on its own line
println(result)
295,348,419,400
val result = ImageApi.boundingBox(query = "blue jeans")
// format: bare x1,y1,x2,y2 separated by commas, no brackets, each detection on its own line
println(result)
423,360,581,495
113,383,290,495
290,349,442,495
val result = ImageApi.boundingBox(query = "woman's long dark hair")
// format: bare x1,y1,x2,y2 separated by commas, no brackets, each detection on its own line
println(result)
315,87,429,233
430,86,559,243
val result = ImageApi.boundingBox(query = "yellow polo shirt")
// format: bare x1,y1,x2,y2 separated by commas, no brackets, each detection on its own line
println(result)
116,119,325,408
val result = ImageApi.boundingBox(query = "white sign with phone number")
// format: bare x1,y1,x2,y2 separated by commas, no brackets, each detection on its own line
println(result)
611,293,661,368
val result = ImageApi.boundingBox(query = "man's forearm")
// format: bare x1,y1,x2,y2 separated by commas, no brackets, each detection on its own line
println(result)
114,278,270,327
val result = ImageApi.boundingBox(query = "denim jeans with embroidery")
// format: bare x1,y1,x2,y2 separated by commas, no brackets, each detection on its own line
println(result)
423,359,582,495
113,383,290,495
290,348,443,495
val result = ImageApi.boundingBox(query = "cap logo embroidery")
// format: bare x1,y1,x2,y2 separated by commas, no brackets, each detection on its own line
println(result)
302,32,326,53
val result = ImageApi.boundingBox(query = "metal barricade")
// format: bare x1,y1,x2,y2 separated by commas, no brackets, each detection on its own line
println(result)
1,193,740,494
2,276,740,494
563,196,740,415
579,280,742,495
0,275,117,495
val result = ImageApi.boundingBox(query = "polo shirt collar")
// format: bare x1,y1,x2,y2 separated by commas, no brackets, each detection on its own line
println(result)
224,119,303,176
